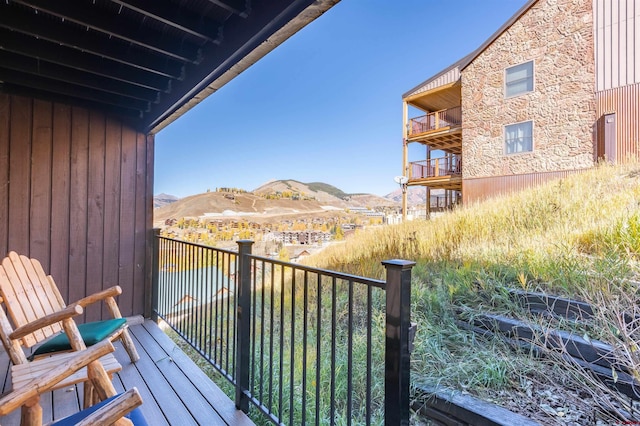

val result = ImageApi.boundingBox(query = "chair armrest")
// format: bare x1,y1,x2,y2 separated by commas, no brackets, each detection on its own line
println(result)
0,340,115,415
74,388,143,426
9,304,84,340
75,286,122,308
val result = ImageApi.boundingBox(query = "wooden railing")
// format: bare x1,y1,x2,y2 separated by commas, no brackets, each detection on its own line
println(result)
409,155,462,179
431,194,461,212
408,106,461,136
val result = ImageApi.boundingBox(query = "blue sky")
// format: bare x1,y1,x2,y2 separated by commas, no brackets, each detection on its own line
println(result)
154,0,528,198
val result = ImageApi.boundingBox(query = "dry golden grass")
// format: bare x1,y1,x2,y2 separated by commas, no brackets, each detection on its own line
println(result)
309,163,640,293
307,162,640,423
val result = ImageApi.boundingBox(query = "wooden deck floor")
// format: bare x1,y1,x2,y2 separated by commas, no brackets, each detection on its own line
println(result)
0,320,255,425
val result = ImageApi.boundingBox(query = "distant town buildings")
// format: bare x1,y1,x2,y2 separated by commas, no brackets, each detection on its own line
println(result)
160,203,395,249
263,231,332,245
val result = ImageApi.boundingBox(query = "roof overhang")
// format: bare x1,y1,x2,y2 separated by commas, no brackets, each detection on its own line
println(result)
0,0,339,134
405,81,462,112
402,0,539,109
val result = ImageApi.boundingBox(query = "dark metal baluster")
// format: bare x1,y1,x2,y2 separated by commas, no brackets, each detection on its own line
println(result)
330,276,337,426
289,267,296,426
213,250,220,365
315,273,321,426
204,247,210,355
302,270,308,425
188,246,193,344
278,264,285,420
220,251,225,369
260,259,266,405
250,258,257,398
225,251,231,373
178,244,185,336
268,261,275,414
167,239,174,323
181,244,187,339
189,244,195,343
150,230,160,321
195,246,201,349
347,280,354,426
206,248,213,361
201,246,207,353
231,251,238,377
156,237,163,320
366,285,373,426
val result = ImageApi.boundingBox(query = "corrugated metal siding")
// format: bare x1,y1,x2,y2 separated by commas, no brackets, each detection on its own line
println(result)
594,0,640,91
463,169,585,204
596,82,640,161
405,68,461,99
0,93,153,318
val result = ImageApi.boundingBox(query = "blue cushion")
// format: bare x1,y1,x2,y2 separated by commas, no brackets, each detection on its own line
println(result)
52,393,148,426
32,318,127,358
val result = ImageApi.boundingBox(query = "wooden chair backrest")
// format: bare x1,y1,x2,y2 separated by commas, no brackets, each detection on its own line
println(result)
0,297,29,364
0,251,67,348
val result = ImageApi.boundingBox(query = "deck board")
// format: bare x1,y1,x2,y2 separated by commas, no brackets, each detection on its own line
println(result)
133,326,219,425
142,321,255,425
0,320,255,425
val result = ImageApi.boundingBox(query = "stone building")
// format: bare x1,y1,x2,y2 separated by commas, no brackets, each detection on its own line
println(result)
401,0,640,215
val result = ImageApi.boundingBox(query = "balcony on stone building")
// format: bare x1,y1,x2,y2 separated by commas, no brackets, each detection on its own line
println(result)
407,106,462,153
408,154,462,190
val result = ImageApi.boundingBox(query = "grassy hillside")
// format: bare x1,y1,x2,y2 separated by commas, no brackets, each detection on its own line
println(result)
307,163,640,423
309,163,640,286
252,179,395,206
304,181,349,199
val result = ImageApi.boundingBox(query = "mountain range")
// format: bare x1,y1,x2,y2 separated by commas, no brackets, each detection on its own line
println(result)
154,180,428,223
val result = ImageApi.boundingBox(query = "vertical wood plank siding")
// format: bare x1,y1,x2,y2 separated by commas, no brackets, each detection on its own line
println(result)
594,0,639,91
87,111,106,322
0,94,153,318
143,135,155,318
50,104,71,304
596,82,640,162
30,101,53,270
0,96,8,256
8,97,31,255
462,169,583,204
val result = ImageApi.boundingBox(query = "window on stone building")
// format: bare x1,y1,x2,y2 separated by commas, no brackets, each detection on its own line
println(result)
505,60,534,98
504,121,533,154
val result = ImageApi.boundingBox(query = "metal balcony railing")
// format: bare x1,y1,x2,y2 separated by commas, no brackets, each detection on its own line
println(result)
408,106,461,136
152,234,415,426
409,155,462,179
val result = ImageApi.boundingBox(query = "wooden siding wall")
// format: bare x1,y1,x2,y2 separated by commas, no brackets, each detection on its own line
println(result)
594,0,640,91
596,82,640,162
462,169,584,204
0,94,154,319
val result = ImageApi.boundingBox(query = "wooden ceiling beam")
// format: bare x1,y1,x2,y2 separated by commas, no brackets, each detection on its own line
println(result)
204,0,249,18
9,0,201,63
0,83,143,122
110,0,224,43
0,30,173,92
0,8,184,78
0,50,160,103
0,68,150,113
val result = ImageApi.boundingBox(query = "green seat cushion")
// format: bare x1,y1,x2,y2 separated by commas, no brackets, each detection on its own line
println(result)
52,392,148,426
32,318,127,357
